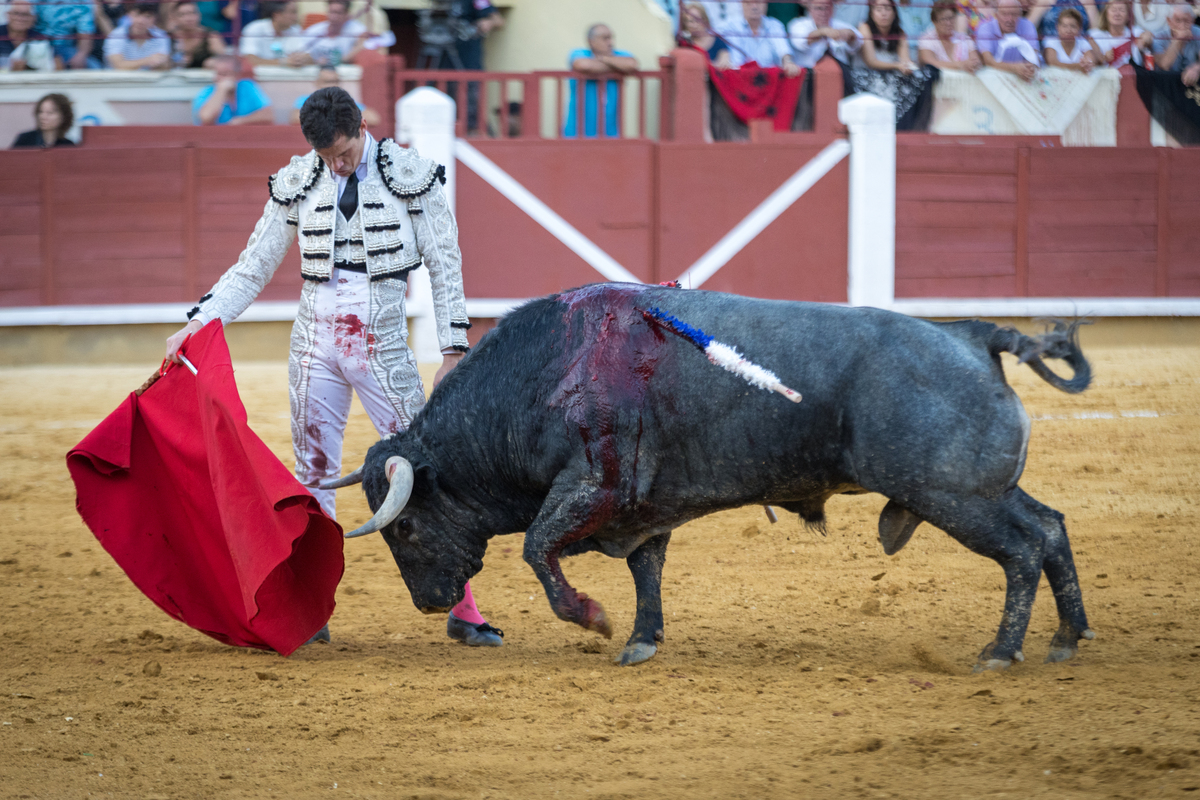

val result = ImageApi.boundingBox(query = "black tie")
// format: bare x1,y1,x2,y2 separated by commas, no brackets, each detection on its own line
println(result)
339,171,358,221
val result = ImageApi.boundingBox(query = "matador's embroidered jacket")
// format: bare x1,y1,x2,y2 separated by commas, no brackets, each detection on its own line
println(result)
187,138,472,429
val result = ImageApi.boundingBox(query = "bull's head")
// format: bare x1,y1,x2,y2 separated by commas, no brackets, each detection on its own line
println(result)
323,444,482,615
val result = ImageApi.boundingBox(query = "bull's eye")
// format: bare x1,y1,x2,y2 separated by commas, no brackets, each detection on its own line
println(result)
398,517,411,531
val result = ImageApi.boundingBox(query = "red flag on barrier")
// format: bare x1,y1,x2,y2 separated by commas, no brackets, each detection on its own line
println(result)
67,321,344,656
708,61,806,131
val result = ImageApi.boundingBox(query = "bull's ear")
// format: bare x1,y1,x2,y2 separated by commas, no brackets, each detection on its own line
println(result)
413,462,438,492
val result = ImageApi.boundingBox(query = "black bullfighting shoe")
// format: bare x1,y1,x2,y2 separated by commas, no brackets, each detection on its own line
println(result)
447,612,504,647
304,624,331,645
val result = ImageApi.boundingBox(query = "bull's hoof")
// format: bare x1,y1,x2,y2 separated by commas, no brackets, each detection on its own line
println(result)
1082,628,1096,640
1045,645,1076,663
578,595,613,639
616,642,657,667
972,657,1012,673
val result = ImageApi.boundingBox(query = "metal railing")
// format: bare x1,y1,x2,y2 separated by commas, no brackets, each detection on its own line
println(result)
393,67,668,141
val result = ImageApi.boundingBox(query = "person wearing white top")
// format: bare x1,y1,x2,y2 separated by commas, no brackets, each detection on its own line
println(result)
1043,7,1098,70
1133,0,1173,41
239,0,310,66
918,0,982,69
303,0,368,66
788,0,863,67
1089,0,1153,66
719,0,802,73
700,1,739,32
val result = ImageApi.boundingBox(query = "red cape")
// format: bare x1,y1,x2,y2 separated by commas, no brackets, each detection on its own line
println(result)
708,60,806,131
67,321,344,656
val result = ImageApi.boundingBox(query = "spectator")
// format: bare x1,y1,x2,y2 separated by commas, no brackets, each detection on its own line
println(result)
954,0,996,35
193,54,274,124
564,24,639,138
978,0,1042,80
12,93,75,147
918,0,982,69
105,3,171,69
1043,7,1098,69
169,0,226,68
289,66,380,125
1090,0,1154,66
39,0,99,68
302,0,367,65
1027,0,1101,37
239,0,307,67
844,0,939,129
424,0,502,133
681,1,732,68
721,0,801,74
1,0,58,71
90,0,128,65
1152,3,1200,72
1133,0,1174,43
788,0,862,67
857,0,919,73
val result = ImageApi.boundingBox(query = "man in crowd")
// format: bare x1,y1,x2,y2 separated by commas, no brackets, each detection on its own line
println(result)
1153,3,1200,84
289,66,380,125
978,0,1042,80
303,0,369,66
165,87,503,648
239,0,309,67
104,3,171,70
566,23,639,137
193,54,274,125
38,0,98,69
0,0,57,71
787,0,862,67
719,0,803,74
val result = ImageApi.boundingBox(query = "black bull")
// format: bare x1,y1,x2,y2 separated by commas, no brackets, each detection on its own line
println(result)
330,283,1095,670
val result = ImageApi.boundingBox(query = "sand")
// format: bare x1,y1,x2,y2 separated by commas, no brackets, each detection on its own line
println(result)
1,342,1198,799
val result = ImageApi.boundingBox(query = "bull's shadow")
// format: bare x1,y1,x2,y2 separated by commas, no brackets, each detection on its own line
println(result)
324,283,1094,671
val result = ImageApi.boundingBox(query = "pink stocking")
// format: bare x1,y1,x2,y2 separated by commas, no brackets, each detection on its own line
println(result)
450,581,486,625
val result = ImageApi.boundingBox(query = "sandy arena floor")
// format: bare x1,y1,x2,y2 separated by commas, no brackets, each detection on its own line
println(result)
0,339,1198,800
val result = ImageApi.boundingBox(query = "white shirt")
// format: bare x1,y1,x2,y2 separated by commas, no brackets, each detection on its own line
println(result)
303,18,366,65
787,17,862,67
718,14,794,68
238,18,306,61
1043,36,1093,63
335,131,373,206
1089,25,1146,67
701,1,738,32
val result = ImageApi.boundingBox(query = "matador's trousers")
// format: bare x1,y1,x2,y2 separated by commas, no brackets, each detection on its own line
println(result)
291,268,425,519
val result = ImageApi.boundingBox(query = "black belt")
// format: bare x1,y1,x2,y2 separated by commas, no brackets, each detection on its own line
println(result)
335,261,367,274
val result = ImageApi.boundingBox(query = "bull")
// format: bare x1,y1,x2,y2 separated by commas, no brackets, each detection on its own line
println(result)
324,283,1095,670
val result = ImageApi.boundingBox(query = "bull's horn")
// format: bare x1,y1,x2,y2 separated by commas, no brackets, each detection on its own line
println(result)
319,465,363,490
344,456,413,539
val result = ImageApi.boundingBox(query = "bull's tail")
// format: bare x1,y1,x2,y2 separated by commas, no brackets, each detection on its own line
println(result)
988,320,1092,394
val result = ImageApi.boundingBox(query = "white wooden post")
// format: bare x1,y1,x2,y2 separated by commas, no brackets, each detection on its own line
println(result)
396,87,456,363
838,94,896,310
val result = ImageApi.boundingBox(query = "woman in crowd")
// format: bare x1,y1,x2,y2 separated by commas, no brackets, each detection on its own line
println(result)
918,0,982,70
1043,7,1098,69
858,0,918,74
169,0,227,68
845,0,939,130
681,2,732,68
12,93,76,148
1090,0,1154,66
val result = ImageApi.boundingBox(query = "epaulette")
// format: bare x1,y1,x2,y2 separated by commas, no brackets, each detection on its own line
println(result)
267,151,324,206
376,138,446,200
